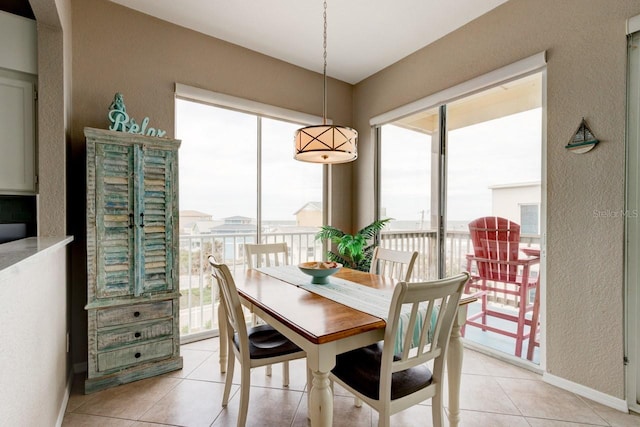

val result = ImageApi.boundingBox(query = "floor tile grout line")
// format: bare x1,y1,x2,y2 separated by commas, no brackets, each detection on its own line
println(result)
492,375,612,427
523,414,613,426
492,371,526,419
134,376,186,422
573,393,614,427
289,386,307,427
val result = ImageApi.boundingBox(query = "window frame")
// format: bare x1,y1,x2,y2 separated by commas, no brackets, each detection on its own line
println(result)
174,83,327,242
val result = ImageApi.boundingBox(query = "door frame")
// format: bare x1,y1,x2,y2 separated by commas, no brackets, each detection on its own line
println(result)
372,54,548,369
625,20,640,413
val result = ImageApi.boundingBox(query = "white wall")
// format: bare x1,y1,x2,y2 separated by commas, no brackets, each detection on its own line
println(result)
491,183,541,226
0,239,71,426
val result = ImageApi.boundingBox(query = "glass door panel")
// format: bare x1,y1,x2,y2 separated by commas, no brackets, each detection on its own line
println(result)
379,107,439,281
446,73,542,362
176,99,257,336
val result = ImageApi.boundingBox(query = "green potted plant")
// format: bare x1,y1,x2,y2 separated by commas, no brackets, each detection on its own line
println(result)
315,218,392,272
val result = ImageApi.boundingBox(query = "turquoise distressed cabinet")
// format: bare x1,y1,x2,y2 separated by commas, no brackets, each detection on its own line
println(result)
84,127,182,393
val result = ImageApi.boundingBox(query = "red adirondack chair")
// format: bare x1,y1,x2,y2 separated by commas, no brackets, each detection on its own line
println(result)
463,217,540,359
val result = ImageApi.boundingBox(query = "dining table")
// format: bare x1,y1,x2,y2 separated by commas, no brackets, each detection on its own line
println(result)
216,266,476,427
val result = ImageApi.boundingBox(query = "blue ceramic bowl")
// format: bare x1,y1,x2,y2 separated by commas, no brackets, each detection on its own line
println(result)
298,261,342,284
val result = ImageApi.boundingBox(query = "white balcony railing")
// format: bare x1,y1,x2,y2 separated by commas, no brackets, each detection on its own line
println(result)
178,230,541,340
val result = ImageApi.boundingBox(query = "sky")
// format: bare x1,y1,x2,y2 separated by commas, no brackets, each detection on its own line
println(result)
176,98,541,224
381,108,542,224
175,99,322,221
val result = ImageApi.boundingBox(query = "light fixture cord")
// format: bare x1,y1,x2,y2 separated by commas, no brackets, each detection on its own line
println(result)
323,0,327,125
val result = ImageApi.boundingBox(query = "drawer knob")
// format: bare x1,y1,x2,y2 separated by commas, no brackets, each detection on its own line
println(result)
134,332,141,338
134,311,141,317
135,352,141,358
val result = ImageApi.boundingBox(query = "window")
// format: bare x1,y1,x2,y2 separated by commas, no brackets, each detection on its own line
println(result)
520,204,539,234
176,98,323,263
175,86,324,338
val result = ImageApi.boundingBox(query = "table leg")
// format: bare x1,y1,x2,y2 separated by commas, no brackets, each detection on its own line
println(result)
218,296,227,373
447,306,467,427
309,370,333,427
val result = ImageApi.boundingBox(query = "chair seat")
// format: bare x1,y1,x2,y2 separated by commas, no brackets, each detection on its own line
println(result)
469,273,538,288
331,342,432,400
233,324,302,359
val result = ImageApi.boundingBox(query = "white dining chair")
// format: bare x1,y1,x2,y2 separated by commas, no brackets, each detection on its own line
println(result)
244,242,290,376
329,272,470,427
208,256,306,427
244,242,289,269
369,247,418,282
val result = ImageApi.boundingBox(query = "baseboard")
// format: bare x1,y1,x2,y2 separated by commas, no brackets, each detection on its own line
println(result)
462,339,543,375
543,372,629,413
55,369,74,427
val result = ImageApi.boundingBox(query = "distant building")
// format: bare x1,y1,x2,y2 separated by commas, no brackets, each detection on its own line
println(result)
179,210,212,234
294,202,322,227
490,182,541,234
191,220,223,235
211,216,256,234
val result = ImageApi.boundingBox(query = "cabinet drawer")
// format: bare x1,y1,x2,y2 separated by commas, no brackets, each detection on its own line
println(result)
97,300,172,328
97,319,173,351
97,339,173,372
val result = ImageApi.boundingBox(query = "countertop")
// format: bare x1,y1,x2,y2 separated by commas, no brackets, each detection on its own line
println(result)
0,236,74,274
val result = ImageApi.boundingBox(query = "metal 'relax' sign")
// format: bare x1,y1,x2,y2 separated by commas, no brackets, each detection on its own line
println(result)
108,92,167,137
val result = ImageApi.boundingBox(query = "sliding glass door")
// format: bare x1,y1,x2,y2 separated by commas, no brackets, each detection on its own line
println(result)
378,106,439,280
377,72,543,362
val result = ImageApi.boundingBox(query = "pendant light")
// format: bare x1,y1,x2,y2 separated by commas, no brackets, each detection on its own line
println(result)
294,0,358,164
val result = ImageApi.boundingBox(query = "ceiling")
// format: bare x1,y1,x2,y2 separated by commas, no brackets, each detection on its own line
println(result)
110,0,509,84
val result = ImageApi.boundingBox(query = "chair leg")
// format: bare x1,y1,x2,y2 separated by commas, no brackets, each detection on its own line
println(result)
481,280,488,330
238,365,251,427
527,282,541,361
431,392,444,427
283,361,290,387
266,364,272,376
377,413,390,427
515,285,527,357
222,352,235,406
307,368,313,419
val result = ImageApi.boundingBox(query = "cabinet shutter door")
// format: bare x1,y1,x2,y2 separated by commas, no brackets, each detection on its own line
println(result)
140,147,176,293
95,143,135,298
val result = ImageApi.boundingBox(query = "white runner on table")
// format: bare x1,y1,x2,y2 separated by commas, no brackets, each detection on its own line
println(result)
257,265,393,318
256,265,437,353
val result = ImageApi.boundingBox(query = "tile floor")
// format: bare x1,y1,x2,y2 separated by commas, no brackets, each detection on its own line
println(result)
63,338,640,427
462,301,540,364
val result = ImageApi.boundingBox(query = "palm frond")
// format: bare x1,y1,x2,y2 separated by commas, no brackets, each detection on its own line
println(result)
357,218,392,240
315,219,393,272
315,225,346,242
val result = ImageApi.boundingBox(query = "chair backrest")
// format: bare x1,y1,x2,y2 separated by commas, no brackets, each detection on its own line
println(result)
369,247,418,282
208,255,250,361
379,272,469,402
468,216,520,282
245,243,289,269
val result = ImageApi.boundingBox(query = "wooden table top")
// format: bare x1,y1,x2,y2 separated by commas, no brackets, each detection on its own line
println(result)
235,267,476,346
236,268,390,345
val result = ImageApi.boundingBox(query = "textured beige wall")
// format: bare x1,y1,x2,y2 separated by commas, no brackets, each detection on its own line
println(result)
31,0,69,237
68,0,353,364
353,0,640,399
59,0,638,400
